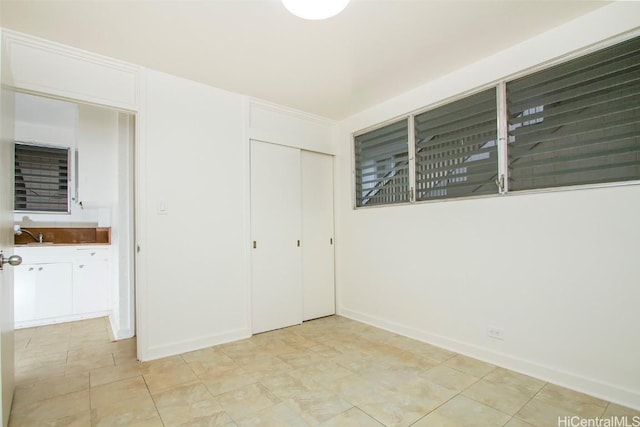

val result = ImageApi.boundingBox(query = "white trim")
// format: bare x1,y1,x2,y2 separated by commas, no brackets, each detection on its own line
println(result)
15,311,110,330
2,29,140,111
134,70,148,362
145,327,251,362
249,98,336,127
339,308,640,411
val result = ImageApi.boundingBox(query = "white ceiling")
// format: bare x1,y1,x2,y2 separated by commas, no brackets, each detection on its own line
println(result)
0,0,609,120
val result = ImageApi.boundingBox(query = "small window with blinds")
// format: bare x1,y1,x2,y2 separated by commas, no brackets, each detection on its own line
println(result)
354,119,409,206
507,35,640,191
15,143,70,212
415,88,498,201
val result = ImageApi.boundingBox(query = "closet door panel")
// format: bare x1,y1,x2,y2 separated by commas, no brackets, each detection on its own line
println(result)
250,141,302,334
301,151,335,320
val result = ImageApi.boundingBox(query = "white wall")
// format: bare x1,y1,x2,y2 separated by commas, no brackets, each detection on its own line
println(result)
138,69,250,359
335,2,640,410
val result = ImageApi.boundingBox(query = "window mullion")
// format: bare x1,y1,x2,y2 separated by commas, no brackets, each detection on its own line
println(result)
408,115,416,202
496,82,509,194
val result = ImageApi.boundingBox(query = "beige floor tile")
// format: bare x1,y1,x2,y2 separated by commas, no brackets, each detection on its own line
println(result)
152,381,233,427
603,402,640,417
394,377,458,408
90,361,142,387
66,352,115,374
412,395,511,426
320,407,385,426
443,354,496,377
289,360,353,386
515,395,606,427
216,382,281,421
504,417,536,427
321,374,390,407
356,388,438,427
260,372,317,400
143,363,199,393
406,341,457,363
420,365,479,392
283,387,353,425
463,378,537,415
11,316,628,427
9,389,90,426
12,372,89,409
91,395,161,427
235,401,310,427
483,368,545,394
91,376,151,408
201,366,258,396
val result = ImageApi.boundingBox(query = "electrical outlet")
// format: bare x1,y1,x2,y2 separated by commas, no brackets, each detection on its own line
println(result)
487,326,505,340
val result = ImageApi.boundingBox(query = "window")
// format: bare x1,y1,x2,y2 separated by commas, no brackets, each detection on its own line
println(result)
353,34,640,208
507,36,640,191
415,88,498,201
354,119,409,206
15,143,70,212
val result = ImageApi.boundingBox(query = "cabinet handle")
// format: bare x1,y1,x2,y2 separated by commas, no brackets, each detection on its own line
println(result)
79,264,84,269
253,241,257,249
297,240,300,247
330,238,333,245
90,252,96,256
38,267,43,271
29,267,34,272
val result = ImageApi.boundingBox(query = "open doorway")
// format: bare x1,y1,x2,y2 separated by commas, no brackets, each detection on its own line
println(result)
12,91,136,341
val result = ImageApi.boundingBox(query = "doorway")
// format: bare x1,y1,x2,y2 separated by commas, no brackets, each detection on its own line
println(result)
10,92,137,340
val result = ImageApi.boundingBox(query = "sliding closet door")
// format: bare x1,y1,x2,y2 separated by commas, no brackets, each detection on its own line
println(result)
301,151,335,320
250,141,302,334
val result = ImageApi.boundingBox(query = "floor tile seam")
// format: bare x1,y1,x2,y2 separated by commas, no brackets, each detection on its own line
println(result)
461,390,524,419
142,371,167,426
512,380,549,422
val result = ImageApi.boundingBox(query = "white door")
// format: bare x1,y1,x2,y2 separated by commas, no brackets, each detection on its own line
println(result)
250,141,302,334
301,151,335,320
0,87,17,426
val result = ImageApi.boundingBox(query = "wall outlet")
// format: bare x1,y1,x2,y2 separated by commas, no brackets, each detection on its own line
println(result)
487,326,505,340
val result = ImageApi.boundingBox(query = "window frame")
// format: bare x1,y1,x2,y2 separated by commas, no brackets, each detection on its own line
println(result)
352,31,640,209
14,141,72,214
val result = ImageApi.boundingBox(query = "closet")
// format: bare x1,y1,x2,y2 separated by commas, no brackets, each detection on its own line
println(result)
250,140,334,334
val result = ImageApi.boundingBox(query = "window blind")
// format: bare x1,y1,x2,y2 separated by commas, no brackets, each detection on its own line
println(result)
15,143,70,212
354,119,409,206
507,36,640,191
414,88,498,200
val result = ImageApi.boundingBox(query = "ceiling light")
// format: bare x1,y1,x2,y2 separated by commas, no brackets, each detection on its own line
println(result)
281,0,350,20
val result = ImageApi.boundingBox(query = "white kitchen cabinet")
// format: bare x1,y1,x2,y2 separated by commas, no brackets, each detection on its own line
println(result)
34,263,73,320
13,245,112,328
73,248,110,314
14,265,36,322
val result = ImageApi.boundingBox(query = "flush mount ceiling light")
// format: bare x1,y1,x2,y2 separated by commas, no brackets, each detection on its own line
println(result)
281,0,351,20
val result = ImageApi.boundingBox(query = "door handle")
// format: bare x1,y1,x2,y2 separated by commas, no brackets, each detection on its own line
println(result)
0,252,22,270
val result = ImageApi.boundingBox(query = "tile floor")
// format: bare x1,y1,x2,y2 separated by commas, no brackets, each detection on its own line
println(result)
9,316,639,426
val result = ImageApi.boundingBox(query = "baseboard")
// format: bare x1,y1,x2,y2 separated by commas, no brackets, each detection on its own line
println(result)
339,307,640,411
15,311,111,330
143,327,251,362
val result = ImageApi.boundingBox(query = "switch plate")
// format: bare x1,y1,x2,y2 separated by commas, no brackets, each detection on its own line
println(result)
158,200,168,215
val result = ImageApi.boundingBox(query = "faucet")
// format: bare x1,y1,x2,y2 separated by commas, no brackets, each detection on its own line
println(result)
14,226,44,243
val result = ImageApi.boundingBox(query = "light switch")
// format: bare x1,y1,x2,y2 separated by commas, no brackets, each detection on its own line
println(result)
158,200,168,215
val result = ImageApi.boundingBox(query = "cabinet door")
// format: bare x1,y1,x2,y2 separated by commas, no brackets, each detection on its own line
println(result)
250,141,302,334
14,265,36,323
73,259,109,314
301,151,335,320
34,263,73,320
